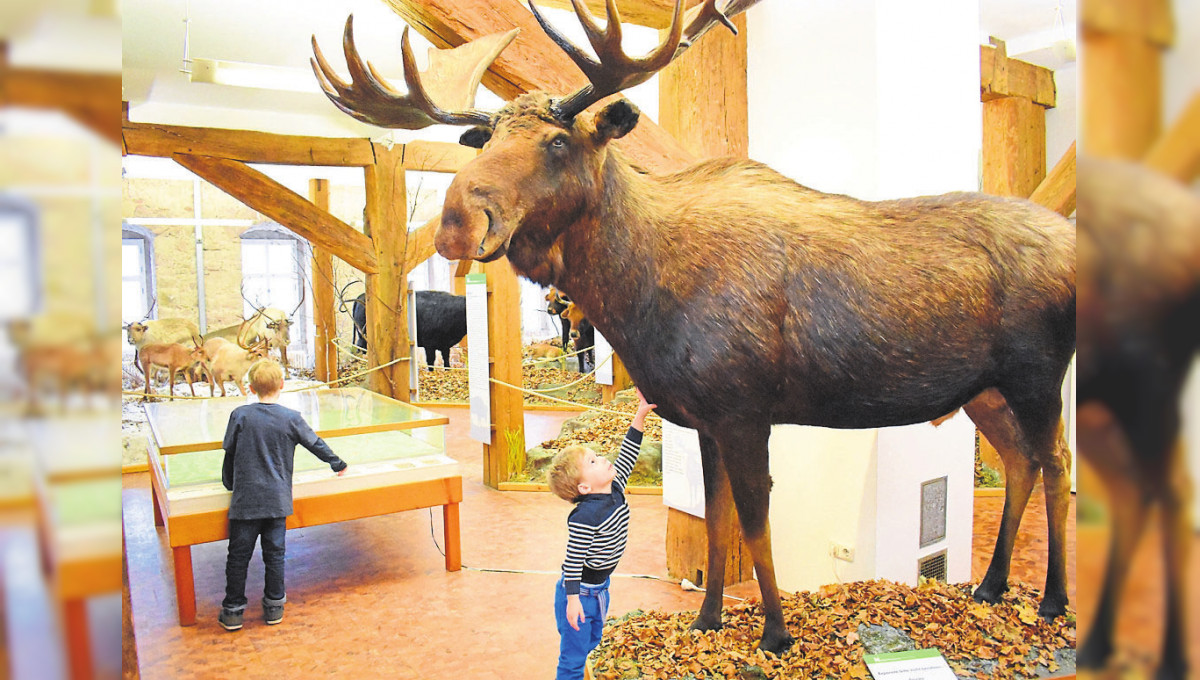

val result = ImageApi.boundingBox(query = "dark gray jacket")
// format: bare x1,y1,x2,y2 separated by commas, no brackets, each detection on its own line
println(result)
222,402,347,520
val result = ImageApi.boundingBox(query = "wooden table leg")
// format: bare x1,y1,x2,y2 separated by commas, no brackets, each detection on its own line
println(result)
443,502,461,572
63,598,93,680
151,483,164,527
172,545,196,626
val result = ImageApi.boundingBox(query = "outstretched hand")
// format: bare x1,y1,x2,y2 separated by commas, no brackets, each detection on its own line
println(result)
337,466,348,477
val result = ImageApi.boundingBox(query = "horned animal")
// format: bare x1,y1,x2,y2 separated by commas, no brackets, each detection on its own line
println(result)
313,1,1076,654
140,338,210,399
559,302,596,373
208,342,269,397
1076,158,1199,680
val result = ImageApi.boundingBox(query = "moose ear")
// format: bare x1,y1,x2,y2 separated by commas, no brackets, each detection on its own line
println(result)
593,99,640,143
459,126,492,149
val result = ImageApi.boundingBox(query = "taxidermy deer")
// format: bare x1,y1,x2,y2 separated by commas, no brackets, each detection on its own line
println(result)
313,0,1076,654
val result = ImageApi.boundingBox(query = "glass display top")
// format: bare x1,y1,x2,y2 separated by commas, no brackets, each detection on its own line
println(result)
144,388,449,454
163,429,445,489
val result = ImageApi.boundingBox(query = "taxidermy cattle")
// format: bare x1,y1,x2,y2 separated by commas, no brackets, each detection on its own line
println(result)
313,0,1076,654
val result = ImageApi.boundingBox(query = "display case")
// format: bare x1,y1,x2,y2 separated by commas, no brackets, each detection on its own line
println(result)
143,388,461,626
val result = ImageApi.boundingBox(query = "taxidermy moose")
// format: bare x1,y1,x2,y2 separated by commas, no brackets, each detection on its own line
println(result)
313,0,1075,654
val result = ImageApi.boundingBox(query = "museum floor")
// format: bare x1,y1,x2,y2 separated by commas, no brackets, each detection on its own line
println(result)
51,404,1111,678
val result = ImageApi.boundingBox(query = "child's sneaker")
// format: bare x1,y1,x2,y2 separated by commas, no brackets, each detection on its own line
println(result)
263,602,284,625
218,608,243,631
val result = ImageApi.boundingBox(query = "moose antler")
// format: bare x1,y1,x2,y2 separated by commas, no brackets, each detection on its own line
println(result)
533,0,761,121
311,15,518,129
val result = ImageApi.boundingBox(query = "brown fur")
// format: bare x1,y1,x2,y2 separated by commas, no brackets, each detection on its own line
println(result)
433,93,1076,654
140,340,210,399
1076,158,1200,678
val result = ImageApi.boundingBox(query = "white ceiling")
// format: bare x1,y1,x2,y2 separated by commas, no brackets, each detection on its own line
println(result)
110,0,1078,143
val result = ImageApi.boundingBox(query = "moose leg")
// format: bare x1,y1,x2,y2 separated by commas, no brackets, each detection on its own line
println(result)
1076,403,1149,669
1038,416,1072,620
691,433,733,633
1158,439,1192,679
963,389,1039,604
719,424,793,655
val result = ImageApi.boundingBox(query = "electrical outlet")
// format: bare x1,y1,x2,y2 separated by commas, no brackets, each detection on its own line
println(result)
831,542,855,562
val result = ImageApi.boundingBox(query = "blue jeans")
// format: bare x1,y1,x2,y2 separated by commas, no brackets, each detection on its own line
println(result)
222,516,287,612
554,577,610,680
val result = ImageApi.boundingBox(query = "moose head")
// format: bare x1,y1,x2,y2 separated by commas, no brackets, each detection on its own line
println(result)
312,0,760,275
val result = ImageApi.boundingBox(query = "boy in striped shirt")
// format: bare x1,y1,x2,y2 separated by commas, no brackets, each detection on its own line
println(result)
547,388,656,680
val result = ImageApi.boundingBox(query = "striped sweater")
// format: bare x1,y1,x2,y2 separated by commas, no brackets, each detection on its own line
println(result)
560,427,644,595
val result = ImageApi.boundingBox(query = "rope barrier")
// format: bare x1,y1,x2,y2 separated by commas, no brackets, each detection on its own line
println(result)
120,354,410,401
330,337,367,363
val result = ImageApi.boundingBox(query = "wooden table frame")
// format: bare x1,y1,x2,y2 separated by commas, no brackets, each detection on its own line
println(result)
143,389,462,626
148,451,462,626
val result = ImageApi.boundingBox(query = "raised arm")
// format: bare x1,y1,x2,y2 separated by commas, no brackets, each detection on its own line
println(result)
614,388,656,490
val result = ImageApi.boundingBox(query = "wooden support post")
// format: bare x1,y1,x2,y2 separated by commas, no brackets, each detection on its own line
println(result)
364,144,411,400
658,12,753,586
443,500,462,571
482,258,525,488
1081,0,1173,159
982,95,1047,198
309,179,337,383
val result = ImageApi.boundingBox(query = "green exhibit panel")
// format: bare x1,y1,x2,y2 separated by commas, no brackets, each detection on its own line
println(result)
142,387,463,626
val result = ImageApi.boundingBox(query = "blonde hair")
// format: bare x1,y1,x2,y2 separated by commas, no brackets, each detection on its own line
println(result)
248,359,284,396
548,445,590,502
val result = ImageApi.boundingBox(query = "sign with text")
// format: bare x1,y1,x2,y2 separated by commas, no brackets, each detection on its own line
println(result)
465,273,491,443
661,419,705,517
864,649,957,680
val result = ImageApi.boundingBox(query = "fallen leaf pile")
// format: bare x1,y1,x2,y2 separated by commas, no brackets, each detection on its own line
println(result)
415,361,606,405
592,578,1075,680
537,399,662,452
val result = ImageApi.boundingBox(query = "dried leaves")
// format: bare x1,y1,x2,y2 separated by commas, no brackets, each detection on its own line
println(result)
591,579,1075,680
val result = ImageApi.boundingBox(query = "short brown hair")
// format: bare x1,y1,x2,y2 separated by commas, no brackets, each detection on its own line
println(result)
248,360,284,396
548,446,589,502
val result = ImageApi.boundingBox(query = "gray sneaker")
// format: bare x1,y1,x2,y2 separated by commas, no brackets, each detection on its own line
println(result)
218,608,243,631
264,602,284,625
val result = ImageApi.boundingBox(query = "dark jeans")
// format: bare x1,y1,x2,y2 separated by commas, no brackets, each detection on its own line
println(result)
222,516,287,612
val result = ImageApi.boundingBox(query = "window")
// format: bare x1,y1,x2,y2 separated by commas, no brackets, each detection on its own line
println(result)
0,200,39,321
241,224,309,366
122,225,155,325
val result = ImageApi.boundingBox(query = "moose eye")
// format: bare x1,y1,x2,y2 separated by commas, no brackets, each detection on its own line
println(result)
550,136,567,149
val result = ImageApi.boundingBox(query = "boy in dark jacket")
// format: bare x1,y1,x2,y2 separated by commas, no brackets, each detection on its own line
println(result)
218,360,347,631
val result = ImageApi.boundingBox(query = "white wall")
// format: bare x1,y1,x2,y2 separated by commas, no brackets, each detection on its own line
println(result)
875,415,977,585
747,0,980,595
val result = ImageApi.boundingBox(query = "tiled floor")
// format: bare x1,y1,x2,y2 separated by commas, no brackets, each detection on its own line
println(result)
123,405,1079,679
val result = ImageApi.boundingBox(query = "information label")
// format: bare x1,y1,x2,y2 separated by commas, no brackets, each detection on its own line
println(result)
465,273,491,443
661,419,706,517
863,649,957,680
594,330,613,385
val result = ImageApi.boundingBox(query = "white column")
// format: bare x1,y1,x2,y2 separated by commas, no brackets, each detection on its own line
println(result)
746,0,981,594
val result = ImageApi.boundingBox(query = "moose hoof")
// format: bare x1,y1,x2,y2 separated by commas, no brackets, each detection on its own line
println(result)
1037,595,1068,622
971,579,1007,605
1153,659,1189,680
757,629,795,656
1076,634,1112,670
689,615,723,633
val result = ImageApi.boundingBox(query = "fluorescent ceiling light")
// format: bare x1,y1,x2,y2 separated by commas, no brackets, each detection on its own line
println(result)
189,58,322,94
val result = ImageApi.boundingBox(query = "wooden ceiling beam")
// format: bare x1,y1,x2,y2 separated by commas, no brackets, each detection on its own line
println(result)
383,0,695,173
403,140,477,173
123,115,375,167
1028,141,1076,217
533,0,705,29
1143,93,1200,183
980,43,1056,108
172,153,378,273
1,45,122,145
